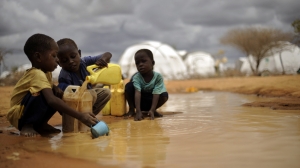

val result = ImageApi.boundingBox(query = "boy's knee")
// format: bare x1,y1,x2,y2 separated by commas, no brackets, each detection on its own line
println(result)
94,88,111,100
125,82,134,90
103,88,111,99
160,96,168,102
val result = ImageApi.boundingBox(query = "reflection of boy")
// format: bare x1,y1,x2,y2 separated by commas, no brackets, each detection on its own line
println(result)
7,34,98,137
124,49,168,121
56,38,111,115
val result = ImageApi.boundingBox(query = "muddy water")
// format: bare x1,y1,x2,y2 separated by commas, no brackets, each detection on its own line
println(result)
23,91,300,168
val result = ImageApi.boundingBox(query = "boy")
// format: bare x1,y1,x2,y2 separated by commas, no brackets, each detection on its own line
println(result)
124,49,168,121
56,38,111,115
7,34,98,137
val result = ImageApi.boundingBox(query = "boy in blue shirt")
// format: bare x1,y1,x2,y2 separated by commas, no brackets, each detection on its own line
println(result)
7,34,98,137
56,38,111,115
124,49,168,121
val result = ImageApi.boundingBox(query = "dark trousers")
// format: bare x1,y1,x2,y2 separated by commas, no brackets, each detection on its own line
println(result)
125,82,168,111
18,92,56,130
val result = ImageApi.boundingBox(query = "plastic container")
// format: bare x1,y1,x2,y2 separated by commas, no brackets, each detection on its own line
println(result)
110,80,126,116
86,63,122,85
91,121,109,138
62,85,93,133
101,86,111,116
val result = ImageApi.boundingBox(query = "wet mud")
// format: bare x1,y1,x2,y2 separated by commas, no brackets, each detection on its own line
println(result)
1,91,299,168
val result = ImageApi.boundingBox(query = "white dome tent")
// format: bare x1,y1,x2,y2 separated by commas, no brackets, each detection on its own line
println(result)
184,51,216,77
118,41,187,80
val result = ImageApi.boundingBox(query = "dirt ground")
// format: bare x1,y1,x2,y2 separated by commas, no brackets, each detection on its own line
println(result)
1,75,300,167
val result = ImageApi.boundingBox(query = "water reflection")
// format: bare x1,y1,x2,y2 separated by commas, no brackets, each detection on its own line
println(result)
23,118,170,167
22,91,300,168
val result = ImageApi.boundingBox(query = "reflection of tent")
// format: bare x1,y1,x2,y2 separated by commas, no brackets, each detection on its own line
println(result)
118,41,187,80
236,43,300,75
184,52,216,77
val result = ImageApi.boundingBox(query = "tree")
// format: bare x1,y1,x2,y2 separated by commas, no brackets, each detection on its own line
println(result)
0,48,11,75
220,27,293,75
292,19,300,33
292,19,300,46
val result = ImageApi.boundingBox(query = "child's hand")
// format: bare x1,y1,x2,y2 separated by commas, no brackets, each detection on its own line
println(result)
79,112,98,126
52,85,63,99
134,111,144,121
148,110,155,120
95,52,112,68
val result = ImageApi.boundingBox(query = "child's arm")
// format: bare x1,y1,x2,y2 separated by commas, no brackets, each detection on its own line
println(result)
95,52,112,68
41,88,98,126
148,94,159,120
52,84,63,99
134,90,143,121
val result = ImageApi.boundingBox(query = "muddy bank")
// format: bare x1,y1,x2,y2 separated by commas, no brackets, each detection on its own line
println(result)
165,75,300,97
165,75,300,110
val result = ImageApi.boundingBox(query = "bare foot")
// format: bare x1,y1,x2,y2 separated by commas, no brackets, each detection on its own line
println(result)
124,109,136,119
154,111,163,117
134,112,144,121
20,124,39,137
35,123,61,134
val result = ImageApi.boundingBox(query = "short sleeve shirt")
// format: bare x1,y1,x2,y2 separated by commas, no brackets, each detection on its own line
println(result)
132,71,167,94
58,55,102,91
7,68,52,128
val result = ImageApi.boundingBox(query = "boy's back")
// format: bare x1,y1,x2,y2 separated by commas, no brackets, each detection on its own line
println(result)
8,68,53,128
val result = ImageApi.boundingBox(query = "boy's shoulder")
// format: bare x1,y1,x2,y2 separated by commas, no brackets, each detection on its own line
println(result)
25,67,50,78
14,68,52,92
58,68,72,79
153,71,163,78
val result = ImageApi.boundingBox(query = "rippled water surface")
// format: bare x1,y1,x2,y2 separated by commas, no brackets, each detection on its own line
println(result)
23,91,300,168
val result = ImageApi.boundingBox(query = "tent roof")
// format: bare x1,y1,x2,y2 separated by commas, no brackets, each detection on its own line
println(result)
118,41,187,79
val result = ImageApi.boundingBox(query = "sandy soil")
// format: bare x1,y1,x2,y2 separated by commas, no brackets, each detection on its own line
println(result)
1,75,300,167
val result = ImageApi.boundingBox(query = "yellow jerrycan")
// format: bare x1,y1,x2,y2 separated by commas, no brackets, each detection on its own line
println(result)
110,80,126,116
101,86,111,116
86,63,122,85
62,85,93,133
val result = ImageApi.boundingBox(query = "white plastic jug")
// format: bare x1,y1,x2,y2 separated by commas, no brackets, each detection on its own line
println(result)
62,85,93,133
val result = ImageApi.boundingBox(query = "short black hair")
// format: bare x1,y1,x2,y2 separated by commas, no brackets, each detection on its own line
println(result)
57,38,78,49
135,49,154,61
23,33,54,61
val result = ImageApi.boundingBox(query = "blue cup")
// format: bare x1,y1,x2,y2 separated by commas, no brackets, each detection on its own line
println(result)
91,121,109,138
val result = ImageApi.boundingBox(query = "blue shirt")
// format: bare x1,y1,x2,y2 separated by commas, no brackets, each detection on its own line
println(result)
132,71,167,94
58,55,102,91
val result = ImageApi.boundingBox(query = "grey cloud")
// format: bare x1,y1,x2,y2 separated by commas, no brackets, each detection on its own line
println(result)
0,0,299,70
181,1,277,26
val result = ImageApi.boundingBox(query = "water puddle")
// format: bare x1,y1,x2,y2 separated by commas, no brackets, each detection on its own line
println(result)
22,91,300,168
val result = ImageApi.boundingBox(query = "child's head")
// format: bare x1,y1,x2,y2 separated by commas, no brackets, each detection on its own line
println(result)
57,38,81,72
134,49,155,74
23,33,59,72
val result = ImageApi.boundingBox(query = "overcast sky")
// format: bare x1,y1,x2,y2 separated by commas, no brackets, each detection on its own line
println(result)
0,0,299,70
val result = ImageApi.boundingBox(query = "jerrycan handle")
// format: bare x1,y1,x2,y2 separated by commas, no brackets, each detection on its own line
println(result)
86,64,109,76
86,64,108,83
87,64,97,76
64,85,80,93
